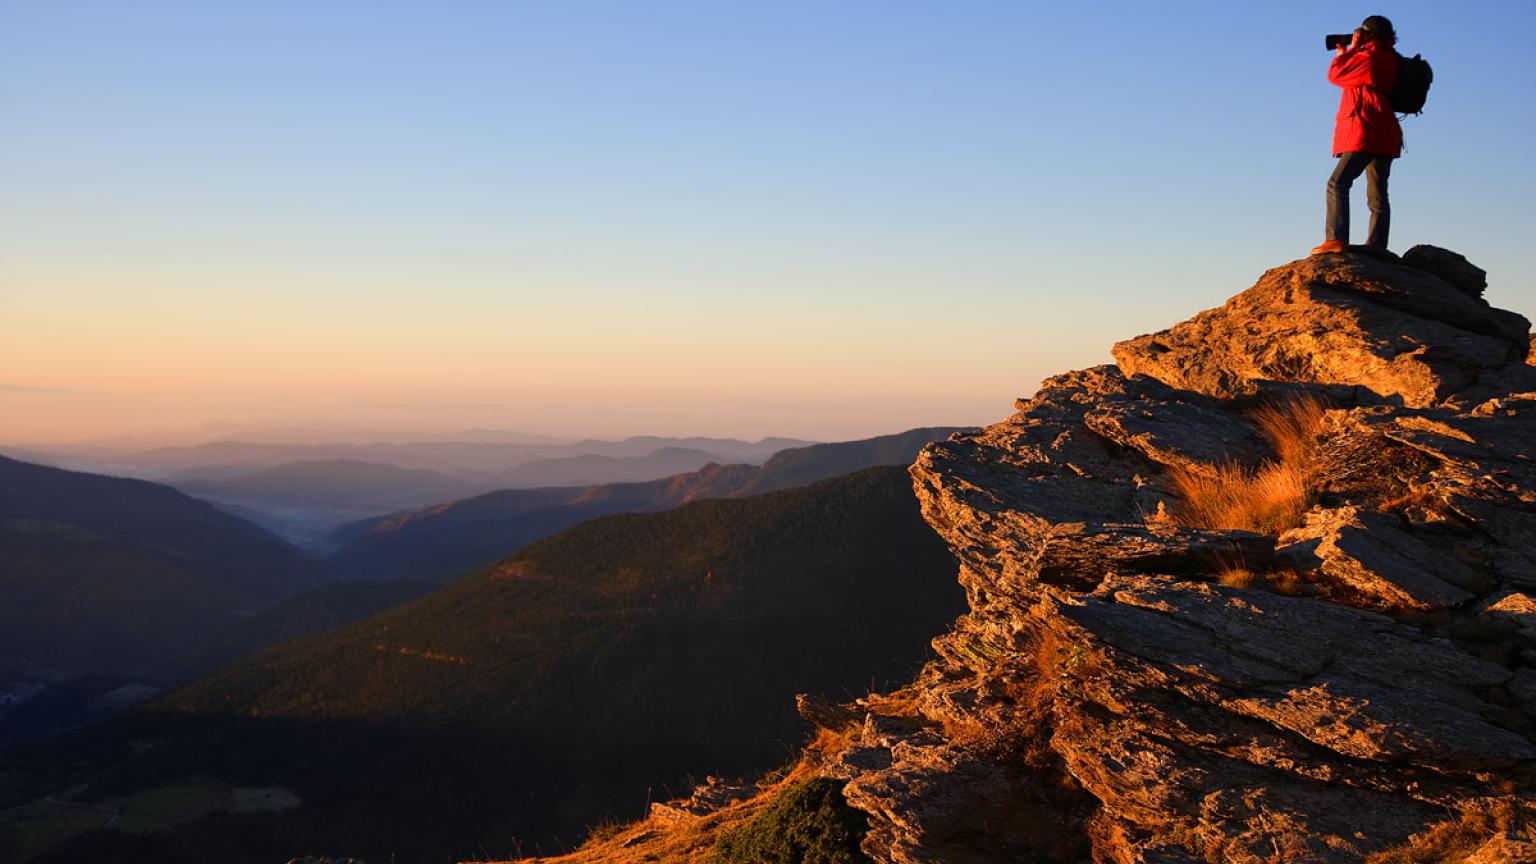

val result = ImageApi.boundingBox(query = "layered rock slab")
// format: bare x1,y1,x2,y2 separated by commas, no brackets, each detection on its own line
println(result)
1276,506,1478,610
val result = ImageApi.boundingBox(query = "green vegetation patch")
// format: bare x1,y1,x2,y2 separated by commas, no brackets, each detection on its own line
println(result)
114,779,234,833
0,779,304,862
711,777,872,864
0,799,113,864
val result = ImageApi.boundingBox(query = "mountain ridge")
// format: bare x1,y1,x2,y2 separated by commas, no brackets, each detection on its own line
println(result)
325,427,965,583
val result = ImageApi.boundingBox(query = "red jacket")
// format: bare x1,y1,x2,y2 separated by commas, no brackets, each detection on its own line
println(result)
1328,40,1402,157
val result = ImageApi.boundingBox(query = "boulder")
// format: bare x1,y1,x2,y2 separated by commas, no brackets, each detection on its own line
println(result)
1402,243,1488,297
1276,506,1477,610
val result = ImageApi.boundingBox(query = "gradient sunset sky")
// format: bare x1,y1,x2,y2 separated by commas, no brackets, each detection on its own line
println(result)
3,1,1533,444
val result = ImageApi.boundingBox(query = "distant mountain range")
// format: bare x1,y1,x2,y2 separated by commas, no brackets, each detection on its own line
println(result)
30,437,816,548
327,427,965,582
174,459,482,505
169,459,488,549
0,429,965,747
3,467,965,864
32,435,815,484
488,445,723,488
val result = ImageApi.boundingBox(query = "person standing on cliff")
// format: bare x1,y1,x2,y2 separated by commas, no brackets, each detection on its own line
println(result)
1312,15,1402,255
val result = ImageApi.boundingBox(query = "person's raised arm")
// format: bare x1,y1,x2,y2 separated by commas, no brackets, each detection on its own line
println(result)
1328,47,1374,88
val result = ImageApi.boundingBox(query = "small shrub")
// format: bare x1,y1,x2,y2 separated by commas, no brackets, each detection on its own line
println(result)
711,777,872,864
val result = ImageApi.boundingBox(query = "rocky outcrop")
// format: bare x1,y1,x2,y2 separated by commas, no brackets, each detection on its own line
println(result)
499,247,1534,864
1112,246,1532,409
815,248,1536,863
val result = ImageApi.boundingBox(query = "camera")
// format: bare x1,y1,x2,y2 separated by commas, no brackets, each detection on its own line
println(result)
1325,33,1354,51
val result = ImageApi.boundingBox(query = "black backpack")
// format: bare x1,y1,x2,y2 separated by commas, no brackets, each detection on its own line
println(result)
1391,52,1433,115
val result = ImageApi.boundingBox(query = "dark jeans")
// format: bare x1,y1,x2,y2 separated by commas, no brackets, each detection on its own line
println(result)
1326,152,1394,248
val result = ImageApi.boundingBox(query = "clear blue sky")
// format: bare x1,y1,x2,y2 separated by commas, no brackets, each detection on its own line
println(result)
2,1,1533,443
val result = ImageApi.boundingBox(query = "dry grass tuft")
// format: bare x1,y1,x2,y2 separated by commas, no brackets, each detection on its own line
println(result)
1251,396,1330,467
858,684,924,719
1168,396,1329,534
1213,564,1311,596
1364,800,1536,863
1173,462,1310,534
1216,567,1261,590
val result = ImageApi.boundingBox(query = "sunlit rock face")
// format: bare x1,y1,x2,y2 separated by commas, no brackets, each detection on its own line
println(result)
806,247,1536,863
1112,245,1530,409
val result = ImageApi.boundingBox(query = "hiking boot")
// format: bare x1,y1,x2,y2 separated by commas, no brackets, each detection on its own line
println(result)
1310,240,1348,255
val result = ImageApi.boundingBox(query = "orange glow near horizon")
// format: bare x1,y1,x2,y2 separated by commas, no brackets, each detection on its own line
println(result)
1,248,1117,445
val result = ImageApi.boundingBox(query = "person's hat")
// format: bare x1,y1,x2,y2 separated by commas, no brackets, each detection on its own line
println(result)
1360,15,1395,38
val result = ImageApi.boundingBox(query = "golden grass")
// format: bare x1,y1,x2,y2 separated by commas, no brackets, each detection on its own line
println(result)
858,684,924,719
486,776,797,864
1251,397,1329,467
1168,396,1329,534
1364,800,1536,863
1214,564,1309,596
1172,463,1310,534
1216,567,1261,590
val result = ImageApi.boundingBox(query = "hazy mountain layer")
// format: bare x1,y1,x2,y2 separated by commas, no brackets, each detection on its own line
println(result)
41,435,814,484
488,446,725,489
327,427,964,583
169,459,489,549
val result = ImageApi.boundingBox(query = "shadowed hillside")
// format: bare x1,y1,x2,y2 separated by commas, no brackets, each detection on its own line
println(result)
0,455,317,605
1,466,963,864
0,455,324,743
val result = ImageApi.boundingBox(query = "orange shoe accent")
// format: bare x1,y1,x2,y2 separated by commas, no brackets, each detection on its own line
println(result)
1310,240,1348,255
